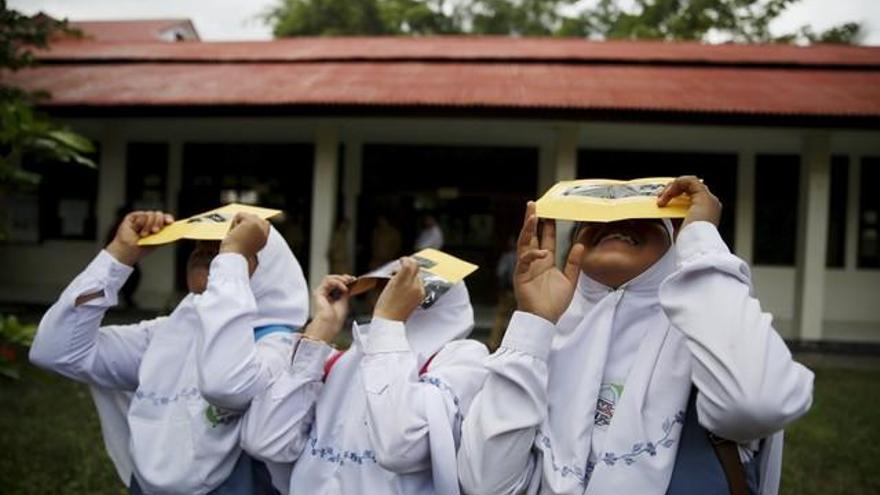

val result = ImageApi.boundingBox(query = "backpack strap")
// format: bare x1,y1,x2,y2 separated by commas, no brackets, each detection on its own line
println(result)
708,432,748,495
419,352,438,376
323,350,346,382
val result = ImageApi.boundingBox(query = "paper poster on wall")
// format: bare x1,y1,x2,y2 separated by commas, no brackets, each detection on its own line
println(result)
4,194,39,243
535,177,691,223
137,203,281,246
348,248,478,308
58,199,90,236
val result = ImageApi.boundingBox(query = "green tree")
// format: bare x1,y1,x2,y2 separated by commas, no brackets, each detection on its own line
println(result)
266,0,460,36
559,0,861,44
268,0,861,45
0,2,96,190
0,2,94,379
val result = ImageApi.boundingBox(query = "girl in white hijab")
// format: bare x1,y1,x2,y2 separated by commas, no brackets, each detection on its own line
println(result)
30,211,308,494
458,176,814,495
240,257,489,494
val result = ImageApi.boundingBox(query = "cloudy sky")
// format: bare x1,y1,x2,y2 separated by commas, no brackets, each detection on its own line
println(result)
10,0,880,44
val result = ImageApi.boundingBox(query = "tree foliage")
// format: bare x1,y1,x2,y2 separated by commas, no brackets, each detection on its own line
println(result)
0,1,95,189
267,0,862,45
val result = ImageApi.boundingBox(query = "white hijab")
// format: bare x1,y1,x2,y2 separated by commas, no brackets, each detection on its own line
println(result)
535,220,780,494
288,282,474,494
92,226,308,493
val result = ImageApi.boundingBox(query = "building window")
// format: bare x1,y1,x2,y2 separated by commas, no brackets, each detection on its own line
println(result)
180,142,314,288
858,157,880,269
126,143,169,211
362,144,538,305
20,147,100,241
577,149,738,248
826,155,848,268
753,154,800,266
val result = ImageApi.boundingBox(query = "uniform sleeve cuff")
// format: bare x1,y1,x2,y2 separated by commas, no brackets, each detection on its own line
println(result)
81,250,134,301
675,221,730,263
500,311,555,361
208,253,250,281
291,336,334,379
360,317,410,354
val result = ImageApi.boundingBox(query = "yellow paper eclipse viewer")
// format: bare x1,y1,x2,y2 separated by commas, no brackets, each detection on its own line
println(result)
137,203,282,246
535,177,691,223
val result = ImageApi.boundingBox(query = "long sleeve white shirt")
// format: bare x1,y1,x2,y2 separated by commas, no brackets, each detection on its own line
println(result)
359,319,489,478
242,316,488,494
458,221,814,495
193,253,300,412
29,250,160,390
239,334,332,464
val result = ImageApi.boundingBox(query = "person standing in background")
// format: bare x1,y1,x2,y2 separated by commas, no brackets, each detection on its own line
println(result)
415,214,444,251
488,236,517,351
327,218,352,275
370,215,402,269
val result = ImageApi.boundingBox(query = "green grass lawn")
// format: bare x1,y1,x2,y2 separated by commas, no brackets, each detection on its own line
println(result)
1,359,878,494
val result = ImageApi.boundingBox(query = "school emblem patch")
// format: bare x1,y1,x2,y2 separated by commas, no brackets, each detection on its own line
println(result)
594,383,624,428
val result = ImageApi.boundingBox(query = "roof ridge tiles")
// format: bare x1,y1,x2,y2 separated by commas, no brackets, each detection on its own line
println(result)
36,37,880,69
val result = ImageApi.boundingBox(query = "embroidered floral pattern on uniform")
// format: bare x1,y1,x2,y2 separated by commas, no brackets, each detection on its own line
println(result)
307,436,377,466
134,386,200,406
420,375,464,427
536,409,685,487
536,431,590,486
599,410,686,467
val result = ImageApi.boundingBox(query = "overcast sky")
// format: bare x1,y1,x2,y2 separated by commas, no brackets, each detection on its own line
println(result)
10,0,880,45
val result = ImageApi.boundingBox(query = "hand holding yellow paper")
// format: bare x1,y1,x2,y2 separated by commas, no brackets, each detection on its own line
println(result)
137,203,282,246
348,249,478,308
535,177,691,223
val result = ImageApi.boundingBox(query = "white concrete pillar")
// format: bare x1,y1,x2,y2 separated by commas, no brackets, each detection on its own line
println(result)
96,125,125,251
845,155,862,271
309,123,339,289
343,139,362,272
735,151,755,263
793,134,831,341
553,124,579,265
554,124,579,182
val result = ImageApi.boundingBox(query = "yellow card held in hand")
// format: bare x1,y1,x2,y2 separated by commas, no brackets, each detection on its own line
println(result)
137,203,282,246
348,249,478,308
535,177,691,223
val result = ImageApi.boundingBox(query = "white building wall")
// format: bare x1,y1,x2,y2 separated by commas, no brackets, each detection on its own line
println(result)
1,116,877,342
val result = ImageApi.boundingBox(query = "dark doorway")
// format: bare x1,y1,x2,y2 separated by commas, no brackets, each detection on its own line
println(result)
176,142,314,291
360,144,539,304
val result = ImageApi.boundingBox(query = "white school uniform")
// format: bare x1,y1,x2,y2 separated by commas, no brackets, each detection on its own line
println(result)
240,282,489,495
30,227,308,494
457,221,815,495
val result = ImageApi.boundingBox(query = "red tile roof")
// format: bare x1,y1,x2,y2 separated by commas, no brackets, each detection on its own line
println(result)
9,37,880,124
35,36,880,66
69,19,199,42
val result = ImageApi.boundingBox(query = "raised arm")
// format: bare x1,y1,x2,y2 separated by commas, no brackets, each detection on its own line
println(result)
194,252,283,411
659,221,814,442
240,274,352,463
360,319,489,475
29,211,173,390
240,334,333,463
657,176,814,442
460,202,583,495
458,312,553,495
194,213,312,411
